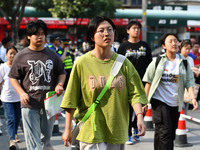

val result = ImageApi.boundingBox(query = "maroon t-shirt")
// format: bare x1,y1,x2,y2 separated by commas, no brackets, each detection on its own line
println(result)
9,47,66,109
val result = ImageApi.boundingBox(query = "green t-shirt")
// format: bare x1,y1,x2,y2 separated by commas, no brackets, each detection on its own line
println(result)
60,52,147,144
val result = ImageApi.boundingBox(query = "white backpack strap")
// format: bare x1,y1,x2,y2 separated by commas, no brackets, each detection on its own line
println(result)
110,54,126,77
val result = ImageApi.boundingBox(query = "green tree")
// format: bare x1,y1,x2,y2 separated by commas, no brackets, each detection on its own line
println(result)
49,0,121,43
49,0,120,18
32,0,53,12
0,0,28,44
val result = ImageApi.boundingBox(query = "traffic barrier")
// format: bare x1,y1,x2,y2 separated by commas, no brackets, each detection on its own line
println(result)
175,110,192,147
52,114,62,136
181,114,200,124
144,103,154,131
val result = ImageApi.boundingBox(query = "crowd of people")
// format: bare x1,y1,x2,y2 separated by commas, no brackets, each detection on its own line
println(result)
0,16,199,150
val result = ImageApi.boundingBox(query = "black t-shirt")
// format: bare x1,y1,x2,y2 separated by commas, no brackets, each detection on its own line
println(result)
118,41,152,80
9,47,66,109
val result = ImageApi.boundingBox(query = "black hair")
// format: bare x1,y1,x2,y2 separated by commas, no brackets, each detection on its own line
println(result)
160,33,179,46
25,20,48,42
87,16,116,49
192,42,200,46
126,20,141,30
6,46,18,54
180,39,192,50
2,37,11,45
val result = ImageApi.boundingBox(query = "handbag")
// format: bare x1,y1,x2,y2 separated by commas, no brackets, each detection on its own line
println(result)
71,54,126,148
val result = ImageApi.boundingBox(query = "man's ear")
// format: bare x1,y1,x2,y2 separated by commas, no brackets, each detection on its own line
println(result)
127,29,130,34
162,44,166,50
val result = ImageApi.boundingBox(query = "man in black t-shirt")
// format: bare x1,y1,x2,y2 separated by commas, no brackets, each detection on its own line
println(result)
118,20,152,144
9,20,66,150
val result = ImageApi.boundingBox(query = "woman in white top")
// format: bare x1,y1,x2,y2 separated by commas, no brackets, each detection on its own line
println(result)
143,33,198,150
0,46,21,149
180,39,194,67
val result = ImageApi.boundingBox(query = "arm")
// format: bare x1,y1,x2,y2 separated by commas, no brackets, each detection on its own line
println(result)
132,103,146,136
187,86,198,111
62,108,75,147
55,74,66,96
144,82,151,98
60,48,68,62
10,78,29,104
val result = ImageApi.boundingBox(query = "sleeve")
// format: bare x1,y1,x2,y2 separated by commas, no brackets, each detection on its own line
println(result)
60,63,81,109
54,54,66,76
117,44,126,55
142,59,156,84
0,65,4,83
188,53,197,59
126,62,148,106
146,43,153,65
185,61,195,89
8,55,23,80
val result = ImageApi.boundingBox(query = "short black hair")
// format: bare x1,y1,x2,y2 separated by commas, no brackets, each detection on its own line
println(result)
126,20,141,30
160,33,179,46
180,39,192,50
87,16,116,49
2,37,11,45
25,20,48,37
6,46,18,54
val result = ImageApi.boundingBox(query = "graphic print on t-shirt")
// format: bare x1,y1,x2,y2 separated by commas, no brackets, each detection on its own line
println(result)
28,59,53,86
125,46,146,59
88,75,125,91
161,71,179,83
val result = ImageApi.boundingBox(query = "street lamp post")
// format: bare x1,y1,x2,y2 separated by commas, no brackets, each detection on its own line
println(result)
142,0,147,41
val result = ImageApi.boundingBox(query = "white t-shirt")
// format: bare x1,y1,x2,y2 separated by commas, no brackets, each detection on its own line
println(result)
187,56,194,67
0,46,7,62
153,54,180,107
0,63,20,102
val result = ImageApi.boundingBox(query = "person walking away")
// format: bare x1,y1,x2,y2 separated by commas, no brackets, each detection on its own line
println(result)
61,16,148,150
118,20,152,143
9,20,66,150
143,33,198,150
0,46,21,150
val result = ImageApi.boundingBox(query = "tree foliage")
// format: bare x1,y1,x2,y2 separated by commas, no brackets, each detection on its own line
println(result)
32,0,54,12
49,0,121,19
0,0,28,44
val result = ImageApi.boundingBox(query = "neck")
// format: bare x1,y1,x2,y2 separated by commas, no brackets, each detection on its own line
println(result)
166,51,176,61
6,61,12,67
91,46,113,60
29,45,44,51
128,37,140,43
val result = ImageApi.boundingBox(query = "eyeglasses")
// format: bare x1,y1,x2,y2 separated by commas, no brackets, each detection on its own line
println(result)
131,27,140,30
96,28,115,36
165,40,179,44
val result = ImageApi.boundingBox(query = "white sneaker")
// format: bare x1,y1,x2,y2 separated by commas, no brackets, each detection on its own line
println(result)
0,129,2,135
125,136,134,145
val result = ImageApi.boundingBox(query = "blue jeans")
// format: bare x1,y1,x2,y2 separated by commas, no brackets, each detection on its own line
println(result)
2,102,21,141
22,108,55,150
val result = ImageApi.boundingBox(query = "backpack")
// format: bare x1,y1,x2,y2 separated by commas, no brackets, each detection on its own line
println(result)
155,55,187,71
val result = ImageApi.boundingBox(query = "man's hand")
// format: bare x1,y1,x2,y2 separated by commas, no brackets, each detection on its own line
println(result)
55,83,64,96
191,98,198,111
20,92,30,104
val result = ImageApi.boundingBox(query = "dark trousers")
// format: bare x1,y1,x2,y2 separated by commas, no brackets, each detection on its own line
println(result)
63,69,72,90
151,99,180,150
128,104,143,136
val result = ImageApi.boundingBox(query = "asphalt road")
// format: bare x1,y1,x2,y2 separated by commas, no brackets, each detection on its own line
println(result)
0,109,199,150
